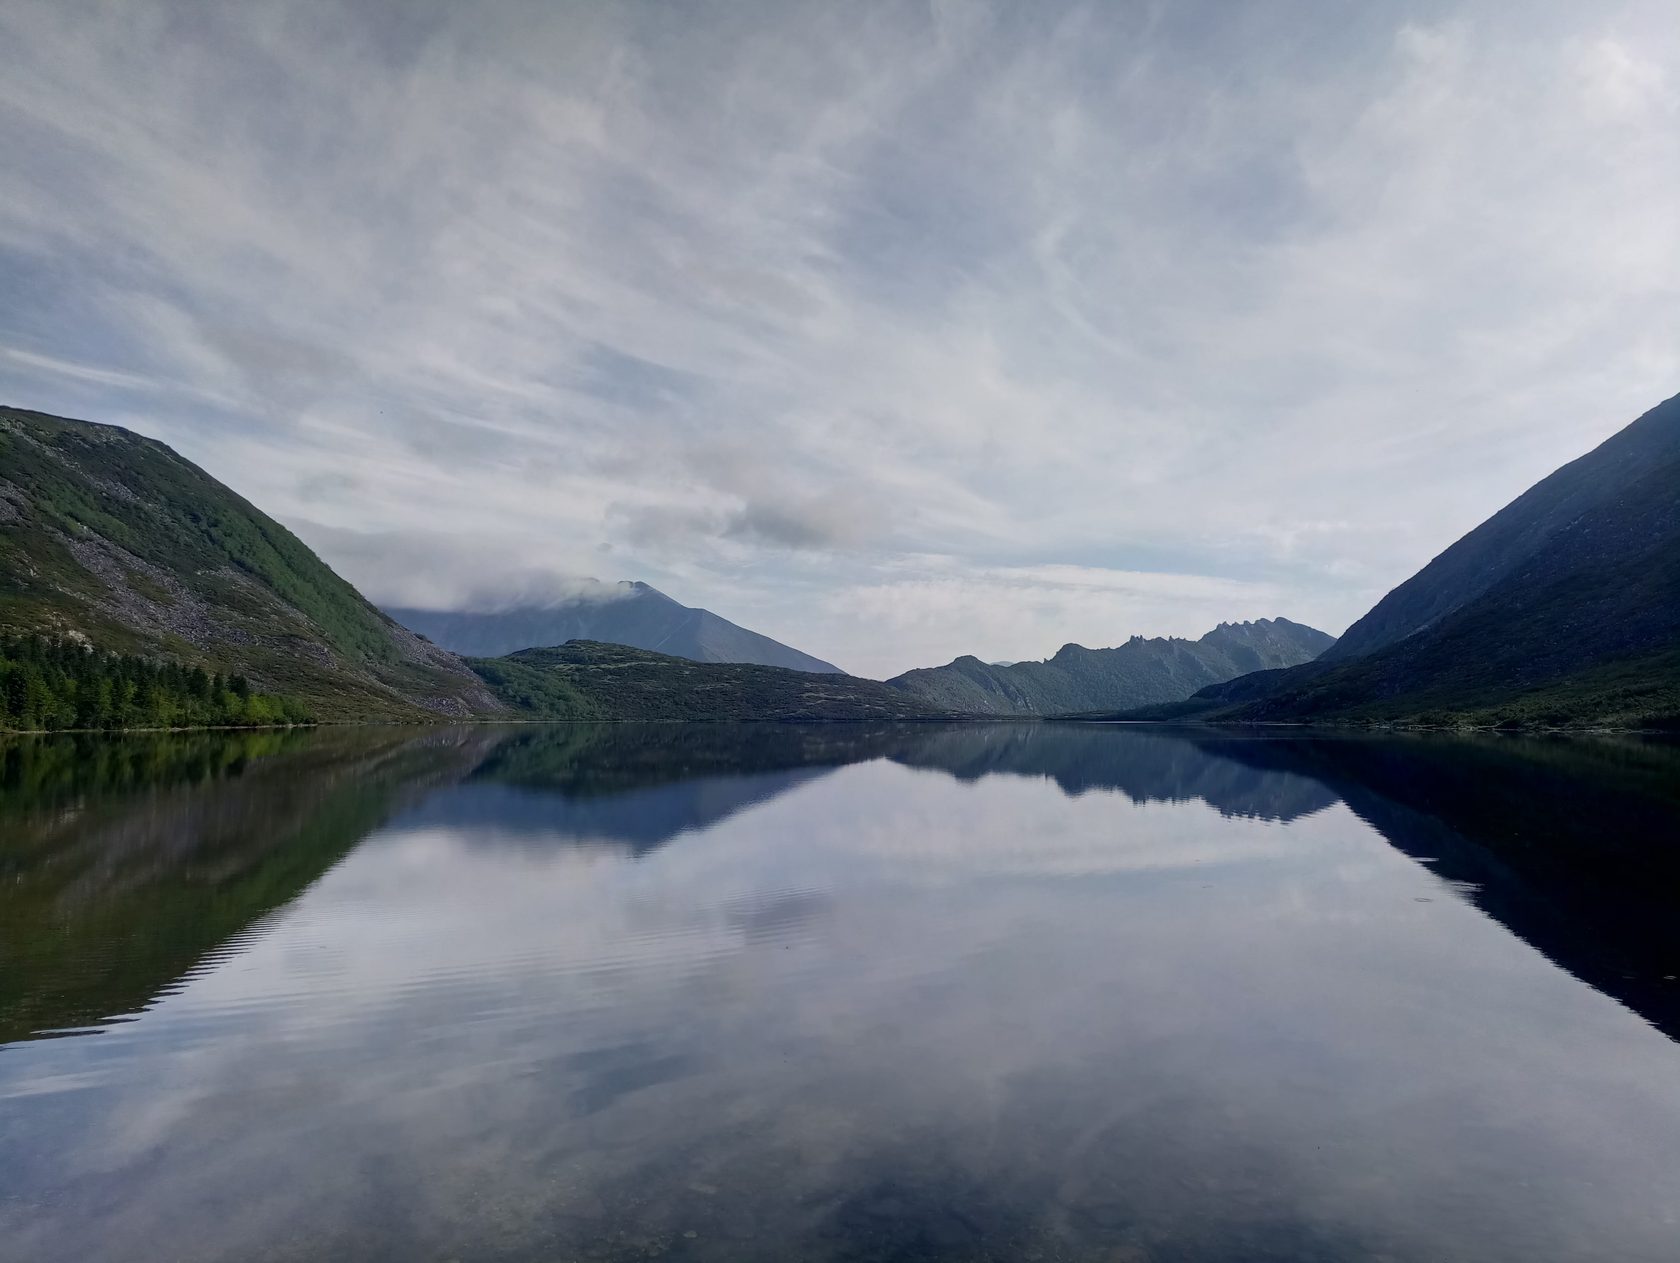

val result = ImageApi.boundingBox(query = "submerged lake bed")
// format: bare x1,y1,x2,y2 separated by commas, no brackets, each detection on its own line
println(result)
2,723,1679,1262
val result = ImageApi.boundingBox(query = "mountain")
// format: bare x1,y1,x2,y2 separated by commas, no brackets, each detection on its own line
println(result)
1327,393,1680,662
387,582,843,674
884,618,1335,715
470,641,945,721
0,407,501,720
1163,392,1680,728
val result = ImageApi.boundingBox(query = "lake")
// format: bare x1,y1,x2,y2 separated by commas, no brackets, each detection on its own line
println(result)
2,722,1679,1261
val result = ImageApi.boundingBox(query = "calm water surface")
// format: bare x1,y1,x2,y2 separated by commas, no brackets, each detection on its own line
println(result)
2,723,1679,1261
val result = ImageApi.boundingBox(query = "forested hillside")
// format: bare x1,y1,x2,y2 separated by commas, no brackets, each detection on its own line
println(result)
0,635,310,730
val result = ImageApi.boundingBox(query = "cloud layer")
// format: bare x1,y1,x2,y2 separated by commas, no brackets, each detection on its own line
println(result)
3,0,1676,674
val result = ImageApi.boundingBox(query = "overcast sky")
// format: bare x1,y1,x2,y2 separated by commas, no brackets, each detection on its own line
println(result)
2,0,1676,676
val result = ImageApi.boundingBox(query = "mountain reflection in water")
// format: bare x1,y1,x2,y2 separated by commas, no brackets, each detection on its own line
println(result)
1,722,1678,1262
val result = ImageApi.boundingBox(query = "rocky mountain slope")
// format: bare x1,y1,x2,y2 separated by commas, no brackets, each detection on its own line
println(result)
1161,392,1680,727
885,618,1335,715
0,407,501,721
389,583,843,673
471,641,945,721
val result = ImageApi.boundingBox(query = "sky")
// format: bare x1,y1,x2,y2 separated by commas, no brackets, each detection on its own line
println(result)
1,0,1676,677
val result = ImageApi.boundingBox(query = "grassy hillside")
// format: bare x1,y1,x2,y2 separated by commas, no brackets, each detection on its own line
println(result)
887,619,1334,715
0,407,500,720
472,641,949,721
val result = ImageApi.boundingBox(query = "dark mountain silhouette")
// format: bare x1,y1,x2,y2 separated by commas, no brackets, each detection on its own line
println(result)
1149,393,1680,727
1327,395,1680,661
389,582,843,674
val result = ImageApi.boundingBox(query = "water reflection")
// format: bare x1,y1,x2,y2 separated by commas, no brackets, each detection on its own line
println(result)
1,723,1678,1261
0,727,501,1043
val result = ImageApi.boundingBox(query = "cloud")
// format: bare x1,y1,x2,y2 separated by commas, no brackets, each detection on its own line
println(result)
723,499,862,550
1,0,1676,672
2,346,163,392
286,520,626,612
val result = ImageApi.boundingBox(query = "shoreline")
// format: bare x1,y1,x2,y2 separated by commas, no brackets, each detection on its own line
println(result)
3,714,1676,737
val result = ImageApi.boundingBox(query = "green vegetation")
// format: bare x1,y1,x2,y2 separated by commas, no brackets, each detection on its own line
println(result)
0,634,312,731
3,411,382,659
6,396,1671,733
0,407,497,721
1360,646,1680,731
471,652,604,719
473,641,948,721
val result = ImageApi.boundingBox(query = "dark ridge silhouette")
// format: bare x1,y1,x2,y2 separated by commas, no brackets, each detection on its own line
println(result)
1155,393,1680,727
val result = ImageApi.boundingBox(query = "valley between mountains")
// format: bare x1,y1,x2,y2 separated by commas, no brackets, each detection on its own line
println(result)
2,393,1676,731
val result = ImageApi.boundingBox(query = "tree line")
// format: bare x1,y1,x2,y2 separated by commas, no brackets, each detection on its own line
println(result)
0,634,312,731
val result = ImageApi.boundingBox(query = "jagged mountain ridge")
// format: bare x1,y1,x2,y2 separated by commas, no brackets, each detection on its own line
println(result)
388,582,843,674
885,617,1335,715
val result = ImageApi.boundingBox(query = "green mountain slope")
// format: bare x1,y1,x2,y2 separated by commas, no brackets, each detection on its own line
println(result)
1160,393,1680,728
472,641,948,720
885,618,1334,715
0,407,501,721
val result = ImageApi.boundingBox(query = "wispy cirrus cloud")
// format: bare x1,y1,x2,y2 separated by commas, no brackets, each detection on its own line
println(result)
2,0,1676,675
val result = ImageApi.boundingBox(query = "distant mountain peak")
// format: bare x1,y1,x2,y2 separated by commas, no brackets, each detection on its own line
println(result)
388,584,843,674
